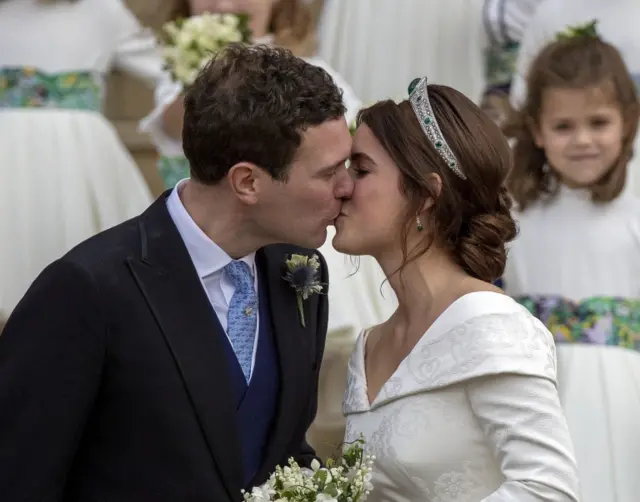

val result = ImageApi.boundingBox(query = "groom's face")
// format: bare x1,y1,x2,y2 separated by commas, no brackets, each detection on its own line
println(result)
255,118,353,248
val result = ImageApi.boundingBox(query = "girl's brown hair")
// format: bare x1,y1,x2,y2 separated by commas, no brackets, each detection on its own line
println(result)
358,86,517,283
170,0,316,56
505,36,639,210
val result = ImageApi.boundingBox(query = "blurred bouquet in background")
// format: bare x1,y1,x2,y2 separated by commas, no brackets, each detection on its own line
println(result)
161,12,252,86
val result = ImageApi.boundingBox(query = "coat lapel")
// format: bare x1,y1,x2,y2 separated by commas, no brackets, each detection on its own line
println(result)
126,193,244,500
253,245,316,482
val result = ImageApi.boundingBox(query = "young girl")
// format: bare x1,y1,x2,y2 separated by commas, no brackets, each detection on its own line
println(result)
140,0,361,189
0,0,162,321
141,0,392,461
504,33,640,502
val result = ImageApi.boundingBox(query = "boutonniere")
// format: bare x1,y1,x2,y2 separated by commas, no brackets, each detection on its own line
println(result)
283,253,323,327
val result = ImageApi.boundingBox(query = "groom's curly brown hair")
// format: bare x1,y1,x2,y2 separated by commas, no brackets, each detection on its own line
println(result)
182,43,346,184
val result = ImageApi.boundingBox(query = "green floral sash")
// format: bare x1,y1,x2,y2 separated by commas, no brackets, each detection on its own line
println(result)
484,42,519,92
0,67,101,112
159,155,190,189
515,295,640,351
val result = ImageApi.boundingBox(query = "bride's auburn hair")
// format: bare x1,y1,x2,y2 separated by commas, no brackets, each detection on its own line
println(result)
356,87,517,283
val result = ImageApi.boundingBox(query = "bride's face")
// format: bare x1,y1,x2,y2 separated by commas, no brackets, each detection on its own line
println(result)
333,125,408,256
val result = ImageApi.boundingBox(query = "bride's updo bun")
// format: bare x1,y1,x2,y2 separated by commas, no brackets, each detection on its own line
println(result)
357,84,517,282
455,186,517,282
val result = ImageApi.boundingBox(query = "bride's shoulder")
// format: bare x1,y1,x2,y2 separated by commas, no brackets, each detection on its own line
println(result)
416,294,557,388
459,305,555,355
444,291,555,352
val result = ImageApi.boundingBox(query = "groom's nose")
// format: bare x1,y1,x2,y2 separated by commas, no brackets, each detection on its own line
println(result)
334,167,354,200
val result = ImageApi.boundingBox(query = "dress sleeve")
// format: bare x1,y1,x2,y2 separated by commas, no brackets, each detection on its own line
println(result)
138,73,184,157
466,374,580,501
109,0,165,86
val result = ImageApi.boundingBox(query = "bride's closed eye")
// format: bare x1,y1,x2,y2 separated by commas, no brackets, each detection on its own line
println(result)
352,167,369,179
349,153,371,178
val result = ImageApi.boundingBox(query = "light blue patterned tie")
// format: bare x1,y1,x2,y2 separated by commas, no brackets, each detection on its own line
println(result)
224,260,258,381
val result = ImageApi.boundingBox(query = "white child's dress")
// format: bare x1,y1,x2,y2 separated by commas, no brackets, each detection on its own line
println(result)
0,0,163,319
504,186,640,502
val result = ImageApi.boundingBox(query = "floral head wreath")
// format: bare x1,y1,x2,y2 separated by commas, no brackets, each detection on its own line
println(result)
556,19,599,41
408,77,466,180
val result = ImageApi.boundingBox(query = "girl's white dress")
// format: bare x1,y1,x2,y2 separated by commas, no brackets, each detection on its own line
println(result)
140,51,398,458
0,0,162,319
504,186,640,502
317,0,487,104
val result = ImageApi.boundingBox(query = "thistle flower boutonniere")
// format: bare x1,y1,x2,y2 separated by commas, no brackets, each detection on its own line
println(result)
283,254,323,327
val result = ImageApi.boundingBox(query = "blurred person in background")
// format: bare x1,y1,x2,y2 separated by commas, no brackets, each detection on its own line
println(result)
317,0,486,104
509,0,640,196
0,0,162,325
480,0,543,126
504,31,640,502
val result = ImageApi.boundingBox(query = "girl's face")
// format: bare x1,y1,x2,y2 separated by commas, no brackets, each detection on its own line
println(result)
188,0,277,37
533,84,624,188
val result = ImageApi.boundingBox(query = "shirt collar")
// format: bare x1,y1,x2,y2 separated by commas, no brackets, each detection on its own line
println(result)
166,179,256,279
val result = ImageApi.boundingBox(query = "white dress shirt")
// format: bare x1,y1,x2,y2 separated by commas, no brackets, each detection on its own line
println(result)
166,180,260,379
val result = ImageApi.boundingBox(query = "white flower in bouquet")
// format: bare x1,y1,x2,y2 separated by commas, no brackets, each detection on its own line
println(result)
242,436,374,502
161,12,252,86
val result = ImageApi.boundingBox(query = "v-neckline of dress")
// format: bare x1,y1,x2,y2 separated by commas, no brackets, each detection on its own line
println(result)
361,291,508,409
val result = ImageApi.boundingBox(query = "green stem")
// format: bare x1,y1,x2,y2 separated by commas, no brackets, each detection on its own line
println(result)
297,294,306,327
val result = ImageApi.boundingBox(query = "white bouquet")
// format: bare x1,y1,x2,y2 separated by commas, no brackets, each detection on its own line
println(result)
243,437,374,502
161,12,252,86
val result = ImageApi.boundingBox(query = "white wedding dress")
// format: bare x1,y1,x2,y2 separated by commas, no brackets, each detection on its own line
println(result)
344,292,580,501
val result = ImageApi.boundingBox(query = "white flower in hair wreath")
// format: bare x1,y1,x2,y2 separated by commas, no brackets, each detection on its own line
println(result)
283,254,324,327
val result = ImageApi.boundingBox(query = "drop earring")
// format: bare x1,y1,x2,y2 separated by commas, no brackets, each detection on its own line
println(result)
416,216,423,232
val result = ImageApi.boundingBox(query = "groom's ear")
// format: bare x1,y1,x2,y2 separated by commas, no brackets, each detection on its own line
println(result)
227,162,261,204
